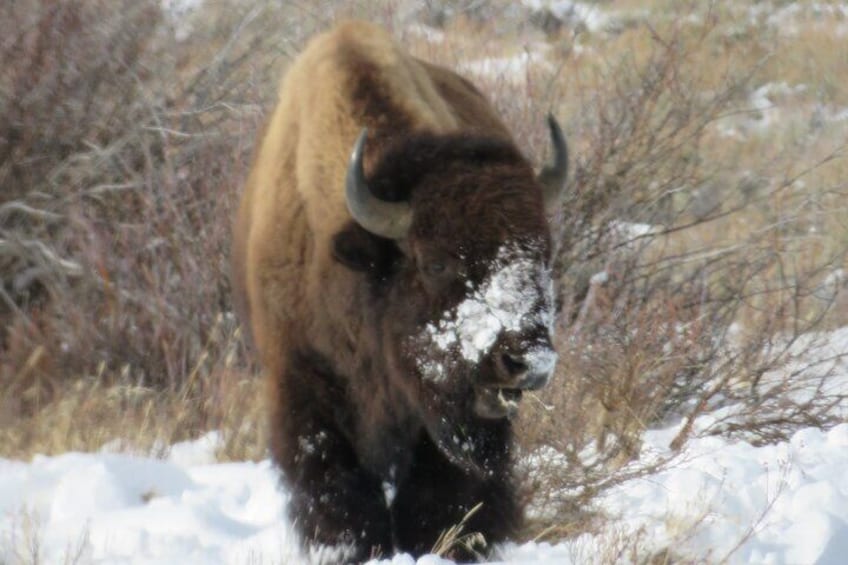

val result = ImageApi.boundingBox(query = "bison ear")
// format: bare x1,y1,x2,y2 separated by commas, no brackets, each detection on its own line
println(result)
332,223,390,272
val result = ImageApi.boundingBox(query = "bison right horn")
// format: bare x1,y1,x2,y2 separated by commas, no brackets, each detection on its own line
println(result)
536,114,568,213
345,129,413,239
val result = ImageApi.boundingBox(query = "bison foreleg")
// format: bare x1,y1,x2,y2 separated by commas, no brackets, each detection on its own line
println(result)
287,449,392,563
272,355,392,563
390,429,521,560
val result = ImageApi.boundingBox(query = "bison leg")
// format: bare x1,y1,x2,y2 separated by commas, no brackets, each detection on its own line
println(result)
270,354,392,563
286,446,392,563
390,427,521,560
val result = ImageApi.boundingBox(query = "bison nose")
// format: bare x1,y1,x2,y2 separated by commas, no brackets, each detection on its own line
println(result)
497,346,557,391
517,368,551,391
500,352,529,378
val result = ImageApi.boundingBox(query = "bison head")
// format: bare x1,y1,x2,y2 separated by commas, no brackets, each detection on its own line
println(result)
338,118,566,460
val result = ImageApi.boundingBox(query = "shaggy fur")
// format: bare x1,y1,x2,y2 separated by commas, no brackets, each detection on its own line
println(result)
232,21,558,563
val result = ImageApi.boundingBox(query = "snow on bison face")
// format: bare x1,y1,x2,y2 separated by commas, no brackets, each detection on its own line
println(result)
413,238,557,419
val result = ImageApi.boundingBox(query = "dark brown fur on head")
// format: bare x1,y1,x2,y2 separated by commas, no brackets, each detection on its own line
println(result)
337,132,550,276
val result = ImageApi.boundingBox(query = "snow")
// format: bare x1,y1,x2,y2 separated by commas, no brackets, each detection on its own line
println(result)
521,0,611,33
581,422,848,564
460,49,552,84
161,0,204,41
416,242,555,383
749,82,808,125
405,24,446,44
765,3,848,36
717,81,809,139
0,434,300,564
607,220,658,241
3,424,848,563
588,270,608,285
161,0,204,17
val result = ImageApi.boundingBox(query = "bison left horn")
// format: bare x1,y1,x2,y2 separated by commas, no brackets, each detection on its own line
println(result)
536,114,568,213
345,129,413,239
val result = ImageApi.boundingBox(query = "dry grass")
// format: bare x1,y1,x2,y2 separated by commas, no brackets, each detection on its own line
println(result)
431,503,487,561
2,0,847,560
1,509,90,565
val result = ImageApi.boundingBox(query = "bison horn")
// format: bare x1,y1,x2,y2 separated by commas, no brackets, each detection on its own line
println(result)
536,114,568,213
345,129,413,239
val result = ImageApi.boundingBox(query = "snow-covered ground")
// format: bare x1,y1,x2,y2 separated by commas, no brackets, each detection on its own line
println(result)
568,421,848,564
520,0,613,33
0,435,302,564
2,325,847,564
2,424,847,563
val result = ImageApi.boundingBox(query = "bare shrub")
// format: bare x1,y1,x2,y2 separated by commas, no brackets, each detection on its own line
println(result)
0,0,303,455
514,9,848,537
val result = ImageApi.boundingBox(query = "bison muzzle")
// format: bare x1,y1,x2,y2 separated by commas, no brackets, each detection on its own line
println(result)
231,20,567,563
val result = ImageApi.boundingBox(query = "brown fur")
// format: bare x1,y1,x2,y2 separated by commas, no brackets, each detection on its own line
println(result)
232,21,558,562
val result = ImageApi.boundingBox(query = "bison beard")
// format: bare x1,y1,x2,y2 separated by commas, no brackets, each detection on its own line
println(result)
232,21,567,563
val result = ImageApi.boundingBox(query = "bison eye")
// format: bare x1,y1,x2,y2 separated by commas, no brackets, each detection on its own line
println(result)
425,261,446,276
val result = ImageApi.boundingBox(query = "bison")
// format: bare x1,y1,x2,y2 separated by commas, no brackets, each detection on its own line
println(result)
231,20,567,563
